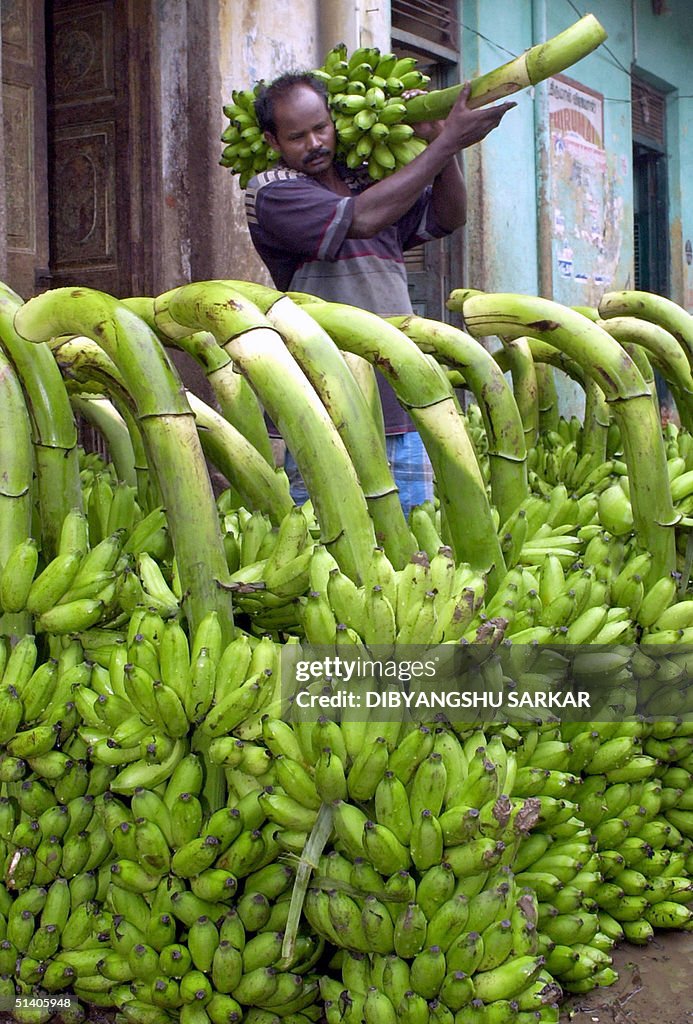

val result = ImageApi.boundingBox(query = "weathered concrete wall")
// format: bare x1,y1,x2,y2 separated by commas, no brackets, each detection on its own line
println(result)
461,0,537,297
211,0,391,288
462,0,693,312
459,0,693,417
155,0,192,289
215,0,323,288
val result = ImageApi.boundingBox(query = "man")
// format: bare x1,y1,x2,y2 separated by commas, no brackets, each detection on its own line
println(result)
245,69,515,515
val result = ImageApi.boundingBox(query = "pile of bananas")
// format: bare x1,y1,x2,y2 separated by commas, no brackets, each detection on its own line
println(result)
2,274,693,1024
220,44,429,187
255,715,565,1023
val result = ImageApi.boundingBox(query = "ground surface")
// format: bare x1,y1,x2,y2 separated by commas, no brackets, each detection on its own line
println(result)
560,928,693,1023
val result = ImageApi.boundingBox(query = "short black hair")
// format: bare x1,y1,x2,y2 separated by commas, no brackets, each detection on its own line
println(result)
254,72,329,135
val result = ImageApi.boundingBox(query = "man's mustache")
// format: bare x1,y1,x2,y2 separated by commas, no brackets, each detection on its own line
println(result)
303,148,331,164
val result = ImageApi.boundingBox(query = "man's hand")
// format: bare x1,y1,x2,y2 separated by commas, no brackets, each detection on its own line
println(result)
438,82,517,151
348,81,515,238
402,88,445,142
403,82,516,148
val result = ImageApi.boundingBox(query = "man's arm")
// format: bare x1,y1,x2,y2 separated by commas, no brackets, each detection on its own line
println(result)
347,83,515,239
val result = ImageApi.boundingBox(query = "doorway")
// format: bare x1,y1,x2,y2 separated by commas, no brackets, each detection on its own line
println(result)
631,76,670,412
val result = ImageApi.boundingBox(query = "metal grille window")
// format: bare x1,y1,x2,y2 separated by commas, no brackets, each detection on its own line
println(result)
392,0,458,58
632,79,666,148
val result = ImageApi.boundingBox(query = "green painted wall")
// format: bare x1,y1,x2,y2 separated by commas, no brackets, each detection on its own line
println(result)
461,0,693,313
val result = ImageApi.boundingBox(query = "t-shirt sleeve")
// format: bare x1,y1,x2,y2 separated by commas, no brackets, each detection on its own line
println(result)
396,185,450,251
251,177,355,262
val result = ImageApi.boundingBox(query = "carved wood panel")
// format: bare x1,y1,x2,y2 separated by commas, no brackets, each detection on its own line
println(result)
1,0,49,297
4,83,35,253
47,0,130,295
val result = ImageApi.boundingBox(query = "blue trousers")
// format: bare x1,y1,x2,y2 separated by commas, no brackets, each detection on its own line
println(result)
284,431,433,520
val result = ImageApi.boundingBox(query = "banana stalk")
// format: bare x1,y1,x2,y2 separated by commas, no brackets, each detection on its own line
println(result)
453,290,677,581
497,336,539,447
0,347,34,640
55,333,294,523
499,337,609,464
13,287,235,641
123,296,275,466
619,342,660,423
388,314,528,523
223,281,415,568
288,290,386,433
186,393,294,523
599,289,693,370
69,394,138,487
598,316,693,431
581,377,610,466
50,335,151,506
300,300,505,583
0,282,82,558
534,361,560,433
153,282,376,583
403,14,607,121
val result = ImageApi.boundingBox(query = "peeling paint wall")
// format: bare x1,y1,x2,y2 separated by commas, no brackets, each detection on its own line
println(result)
146,0,390,294
461,0,692,315
459,0,692,417
210,0,390,288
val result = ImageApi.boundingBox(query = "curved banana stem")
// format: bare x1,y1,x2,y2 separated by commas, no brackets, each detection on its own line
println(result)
0,282,82,558
54,334,293,525
598,316,693,432
0,347,33,640
299,300,506,584
599,290,693,370
581,379,610,466
286,291,386,428
122,297,276,467
388,315,528,523
619,343,660,422
224,282,415,568
14,287,235,643
153,282,376,584
534,362,560,434
69,395,138,488
497,337,609,466
185,394,294,524
50,335,152,508
498,336,539,448
454,290,677,582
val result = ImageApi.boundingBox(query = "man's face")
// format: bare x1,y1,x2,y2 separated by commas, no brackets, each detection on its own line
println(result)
264,85,336,177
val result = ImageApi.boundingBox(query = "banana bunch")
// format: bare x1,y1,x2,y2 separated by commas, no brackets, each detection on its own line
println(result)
220,82,281,188
0,497,180,639
506,722,618,992
0,637,108,792
296,542,487,648
562,715,693,944
320,897,559,1023
91,763,321,1021
0,723,322,1022
220,44,431,186
74,608,280,777
256,716,571,1017
221,505,317,637
0,514,126,636
319,44,429,182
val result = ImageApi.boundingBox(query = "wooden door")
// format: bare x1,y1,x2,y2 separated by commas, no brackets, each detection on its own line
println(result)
1,0,50,299
46,0,132,296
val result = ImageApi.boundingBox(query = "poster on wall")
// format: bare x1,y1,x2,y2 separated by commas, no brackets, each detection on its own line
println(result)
549,75,620,305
